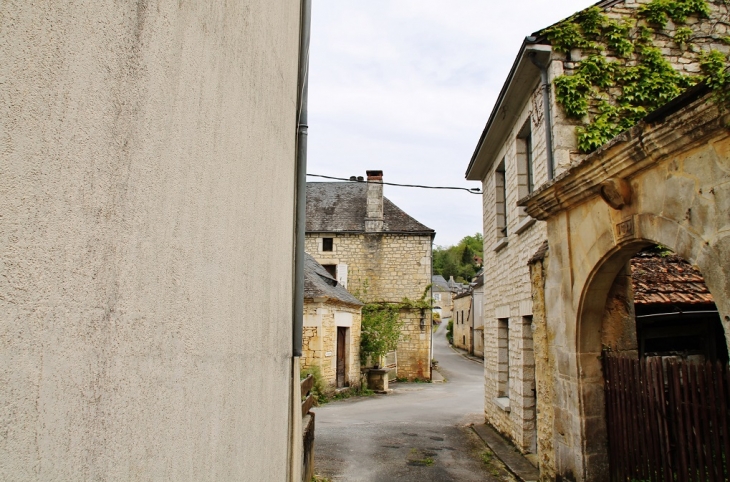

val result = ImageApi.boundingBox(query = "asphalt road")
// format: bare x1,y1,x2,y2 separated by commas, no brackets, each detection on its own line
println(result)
313,323,515,481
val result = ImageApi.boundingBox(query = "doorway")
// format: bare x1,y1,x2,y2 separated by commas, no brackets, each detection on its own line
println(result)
336,327,348,388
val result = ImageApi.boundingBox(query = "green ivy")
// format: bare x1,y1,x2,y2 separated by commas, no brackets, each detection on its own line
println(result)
545,0,729,153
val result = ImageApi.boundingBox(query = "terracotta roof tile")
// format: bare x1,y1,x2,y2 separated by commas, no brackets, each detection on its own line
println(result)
631,252,714,305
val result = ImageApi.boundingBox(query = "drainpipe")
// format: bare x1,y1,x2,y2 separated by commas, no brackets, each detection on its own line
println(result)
290,2,311,481
293,0,311,358
529,50,555,181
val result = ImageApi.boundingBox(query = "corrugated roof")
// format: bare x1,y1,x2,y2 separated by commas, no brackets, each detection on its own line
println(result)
304,253,363,306
306,182,434,234
631,252,714,306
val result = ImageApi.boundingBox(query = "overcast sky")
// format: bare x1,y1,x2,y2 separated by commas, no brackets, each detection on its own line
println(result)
307,0,595,247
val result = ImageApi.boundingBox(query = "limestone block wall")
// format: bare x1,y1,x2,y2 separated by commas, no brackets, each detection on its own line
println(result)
305,233,432,380
302,302,362,388
453,295,472,352
0,1,301,480
481,86,549,453
396,309,432,380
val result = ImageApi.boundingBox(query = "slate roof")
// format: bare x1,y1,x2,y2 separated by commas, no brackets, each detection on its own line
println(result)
304,253,363,307
306,182,434,234
631,252,715,306
432,275,450,292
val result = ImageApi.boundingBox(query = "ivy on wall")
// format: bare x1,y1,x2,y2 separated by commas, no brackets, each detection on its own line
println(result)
542,0,730,153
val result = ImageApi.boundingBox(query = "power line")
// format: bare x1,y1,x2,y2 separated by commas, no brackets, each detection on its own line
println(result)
306,173,481,194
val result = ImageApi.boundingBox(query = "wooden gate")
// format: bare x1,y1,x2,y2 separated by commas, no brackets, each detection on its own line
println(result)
603,352,730,481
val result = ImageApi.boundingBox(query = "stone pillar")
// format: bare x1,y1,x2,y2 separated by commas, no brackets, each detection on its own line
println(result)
365,170,384,232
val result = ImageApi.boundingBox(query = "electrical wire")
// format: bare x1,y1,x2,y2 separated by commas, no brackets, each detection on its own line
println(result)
306,173,481,194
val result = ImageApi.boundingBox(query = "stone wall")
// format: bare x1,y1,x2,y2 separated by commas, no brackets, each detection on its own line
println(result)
453,295,472,351
523,91,730,481
0,1,301,479
302,302,362,388
306,233,432,380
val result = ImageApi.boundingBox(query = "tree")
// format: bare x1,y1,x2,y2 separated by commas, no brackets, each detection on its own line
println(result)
433,233,483,283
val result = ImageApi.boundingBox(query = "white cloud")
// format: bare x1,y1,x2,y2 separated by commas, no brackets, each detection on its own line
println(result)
308,0,595,246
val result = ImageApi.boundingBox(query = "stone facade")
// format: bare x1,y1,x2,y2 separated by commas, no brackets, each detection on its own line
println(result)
522,90,730,481
305,173,435,381
1,1,302,480
302,302,362,388
466,0,730,467
453,293,473,351
305,233,433,380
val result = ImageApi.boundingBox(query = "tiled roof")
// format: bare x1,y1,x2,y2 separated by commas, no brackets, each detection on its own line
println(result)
304,253,363,307
631,252,714,305
306,182,434,234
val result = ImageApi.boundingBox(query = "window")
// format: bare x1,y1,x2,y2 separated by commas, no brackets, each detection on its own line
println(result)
461,310,464,324
322,237,333,252
495,159,507,238
497,318,510,398
322,264,337,278
517,120,534,199
434,293,441,301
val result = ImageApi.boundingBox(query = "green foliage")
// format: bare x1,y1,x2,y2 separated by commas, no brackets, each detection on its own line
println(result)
446,319,454,345
432,233,483,283
546,0,728,153
638,0,710,28
300,366,330,405
674,26,693,45
360,303,402,365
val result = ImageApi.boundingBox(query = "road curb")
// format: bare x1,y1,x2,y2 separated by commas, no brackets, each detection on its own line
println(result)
471,423,539,482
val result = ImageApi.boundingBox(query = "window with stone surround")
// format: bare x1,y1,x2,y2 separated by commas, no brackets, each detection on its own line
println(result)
322,237,333,252
516,120,534,202
495,159,507,239
497,318,510,399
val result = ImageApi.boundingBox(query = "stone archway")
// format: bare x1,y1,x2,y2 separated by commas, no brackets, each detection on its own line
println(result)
575,215,730,481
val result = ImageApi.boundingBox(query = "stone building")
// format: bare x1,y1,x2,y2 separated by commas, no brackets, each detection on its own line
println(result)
302,253,364,388
432,275,454,319
1,2,306,480
522,88,730,481
465,0,730,477
452,274,485,357
306,171,435,380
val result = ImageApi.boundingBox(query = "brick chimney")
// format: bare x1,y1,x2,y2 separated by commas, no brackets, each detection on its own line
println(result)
365,170,384,232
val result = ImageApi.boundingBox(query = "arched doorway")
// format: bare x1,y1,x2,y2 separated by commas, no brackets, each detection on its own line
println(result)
577,236,730,481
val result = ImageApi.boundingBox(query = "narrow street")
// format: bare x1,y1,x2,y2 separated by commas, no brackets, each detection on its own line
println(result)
313,323,514,481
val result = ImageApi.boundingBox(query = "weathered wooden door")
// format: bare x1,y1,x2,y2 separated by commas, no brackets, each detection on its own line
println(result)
603,352,730,481
337,327,347,388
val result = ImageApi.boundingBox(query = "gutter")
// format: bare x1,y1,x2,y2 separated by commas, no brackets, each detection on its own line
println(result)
293,0,311,357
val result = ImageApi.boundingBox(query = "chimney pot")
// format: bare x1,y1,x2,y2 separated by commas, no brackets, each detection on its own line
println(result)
366,170,383,181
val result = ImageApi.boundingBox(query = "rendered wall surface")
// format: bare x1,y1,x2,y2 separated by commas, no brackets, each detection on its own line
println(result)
306,233,433,380
1,1,300,479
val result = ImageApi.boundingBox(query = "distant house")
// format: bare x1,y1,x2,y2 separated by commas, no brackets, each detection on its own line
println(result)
432,275,453,319
451,274,485,358
306,171,435,380
302,253,364,388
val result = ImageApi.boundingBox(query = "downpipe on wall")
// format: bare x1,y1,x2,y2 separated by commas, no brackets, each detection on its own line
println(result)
528,47,555,181
290,1,311,481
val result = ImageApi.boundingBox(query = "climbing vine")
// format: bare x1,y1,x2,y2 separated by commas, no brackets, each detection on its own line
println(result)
542,0,730,153
358,285,432,365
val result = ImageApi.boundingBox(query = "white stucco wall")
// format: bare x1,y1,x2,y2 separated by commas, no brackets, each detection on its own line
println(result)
1,1,301,479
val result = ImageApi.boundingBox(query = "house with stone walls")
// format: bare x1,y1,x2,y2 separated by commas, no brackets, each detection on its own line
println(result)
432,275,454,319
465,0,730,478
302,253,364,389
452,275,485,358
306,171,435,381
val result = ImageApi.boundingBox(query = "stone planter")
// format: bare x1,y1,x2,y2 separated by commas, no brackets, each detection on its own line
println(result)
366,368,391,393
